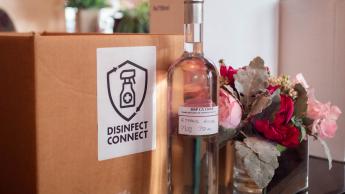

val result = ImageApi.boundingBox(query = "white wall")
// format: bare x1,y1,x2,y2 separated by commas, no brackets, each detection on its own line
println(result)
204,0,280,74
150,0,345,161
279,0,345,161
204,0,345,162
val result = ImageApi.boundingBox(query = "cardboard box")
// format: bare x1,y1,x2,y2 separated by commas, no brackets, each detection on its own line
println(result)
150,0,184,34
0,33,183,194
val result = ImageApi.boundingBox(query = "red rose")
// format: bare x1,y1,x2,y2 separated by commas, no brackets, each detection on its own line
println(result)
254,120,300,148
220,63,238,85
254,95,300,148
267,85,280,94
220,64,227,77
275,95,294,125
227,66,238,85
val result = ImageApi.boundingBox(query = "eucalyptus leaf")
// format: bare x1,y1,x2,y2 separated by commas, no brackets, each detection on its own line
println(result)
234,138,280,189
294,83,308,117
254,89,281,122
234,57,269,107
303,117,314,127
218,126,238,148
249,92,272,117
244,137,280,166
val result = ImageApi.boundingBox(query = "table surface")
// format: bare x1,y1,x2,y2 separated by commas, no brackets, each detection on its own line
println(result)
308,156,345,194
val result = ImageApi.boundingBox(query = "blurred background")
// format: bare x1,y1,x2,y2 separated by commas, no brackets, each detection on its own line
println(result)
0,0,149,33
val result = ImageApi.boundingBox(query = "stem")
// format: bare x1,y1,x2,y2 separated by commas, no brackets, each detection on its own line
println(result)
193,137,201,194
239,130,248,138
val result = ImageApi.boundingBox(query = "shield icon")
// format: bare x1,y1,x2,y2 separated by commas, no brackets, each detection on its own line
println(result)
107,60,148,121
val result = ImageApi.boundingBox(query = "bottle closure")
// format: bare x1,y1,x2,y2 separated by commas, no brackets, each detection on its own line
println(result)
184,0,204,52
184,0,203,24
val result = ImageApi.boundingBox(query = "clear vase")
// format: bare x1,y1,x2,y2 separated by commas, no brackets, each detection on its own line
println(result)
232,139,309,194
266,139,309,194
232,150,263,194
218,128,238,194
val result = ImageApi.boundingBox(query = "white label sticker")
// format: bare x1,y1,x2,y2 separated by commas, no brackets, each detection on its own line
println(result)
97,46,156,161
178,106,218,135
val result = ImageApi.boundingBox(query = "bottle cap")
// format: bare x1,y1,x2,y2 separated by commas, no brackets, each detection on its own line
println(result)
185,0,204,2
184,0,203,24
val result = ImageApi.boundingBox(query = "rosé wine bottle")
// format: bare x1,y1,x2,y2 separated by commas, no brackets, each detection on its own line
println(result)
167,0,219,194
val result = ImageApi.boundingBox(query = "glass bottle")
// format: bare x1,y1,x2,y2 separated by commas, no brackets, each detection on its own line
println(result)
167,0,219,194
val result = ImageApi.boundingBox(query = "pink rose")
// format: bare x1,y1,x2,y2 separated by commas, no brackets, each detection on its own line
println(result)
307,90,342,138
295,73,309,89
219,88,242,129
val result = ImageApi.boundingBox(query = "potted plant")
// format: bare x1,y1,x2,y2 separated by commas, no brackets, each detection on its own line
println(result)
66,0,108,32
114,1,149,33
218,57,341,193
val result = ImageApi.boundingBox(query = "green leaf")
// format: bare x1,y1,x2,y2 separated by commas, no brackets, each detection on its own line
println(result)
276,144,287,152
299,126,307,141
293,83,308,118
234,57,269,107
291,116,307,141
66,0,108,8
115,2,149,33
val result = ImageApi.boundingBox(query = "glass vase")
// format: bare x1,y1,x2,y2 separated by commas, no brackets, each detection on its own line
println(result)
266,139,309,194
232,149,263,194
232,139,309,194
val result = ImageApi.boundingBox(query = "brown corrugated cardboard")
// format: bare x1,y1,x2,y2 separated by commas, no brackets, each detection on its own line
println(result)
0,32,37,194
0,33,183,194
150,0,184,34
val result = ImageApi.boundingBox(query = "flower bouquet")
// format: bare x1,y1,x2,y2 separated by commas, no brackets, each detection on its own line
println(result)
218,57,341,192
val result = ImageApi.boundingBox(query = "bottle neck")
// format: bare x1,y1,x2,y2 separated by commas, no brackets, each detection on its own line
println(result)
184,23,203,55
184,1,204,55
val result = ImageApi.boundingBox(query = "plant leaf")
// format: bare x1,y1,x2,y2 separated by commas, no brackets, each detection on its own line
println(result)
303,117,314,127
254,89,281,122
249,92,272,117
291,116,307,141
294,83,308,117
234,57,269,107
300,126,307,141
234,138,280,189
244,137,281,166
276,144,287,152
218,126,238,148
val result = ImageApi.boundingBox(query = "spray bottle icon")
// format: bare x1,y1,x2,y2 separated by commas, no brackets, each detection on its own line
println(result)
120,69,136,108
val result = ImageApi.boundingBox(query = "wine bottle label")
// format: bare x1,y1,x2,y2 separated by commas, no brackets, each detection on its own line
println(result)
178,106,218,135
